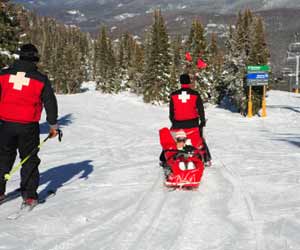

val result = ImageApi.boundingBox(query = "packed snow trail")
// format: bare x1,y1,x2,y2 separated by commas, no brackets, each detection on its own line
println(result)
0,89,299,250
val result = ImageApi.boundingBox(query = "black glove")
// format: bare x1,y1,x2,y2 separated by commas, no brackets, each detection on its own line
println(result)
199,120,206,128
184,145,195,154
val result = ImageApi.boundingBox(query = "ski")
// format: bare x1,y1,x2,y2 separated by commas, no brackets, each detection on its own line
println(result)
6,190,56,220
0,189,21,206
7,202,38,220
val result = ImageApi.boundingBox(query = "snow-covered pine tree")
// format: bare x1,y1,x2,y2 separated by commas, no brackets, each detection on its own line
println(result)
221,9,269,115
221,10,249,114
222,22,247,113
186,20,207,64
79,31,93,82
185,19,210,101
172,34,182,70
118,32,138,91
127,36,144,94
0,0,20,67
169,35,183,93
118,35,125,82
142,9,171,103
94,26,108,85
95,26,110,91
19,11,90,94
62,27,87,94
94,26,119,93
207,33,224,104
106,38,119,93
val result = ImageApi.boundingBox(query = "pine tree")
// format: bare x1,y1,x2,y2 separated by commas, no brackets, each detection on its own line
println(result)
142,9,171,103
127,38,144,93
94,26,108,88
243,9,253,59
222,19,248,113
172,34,182,70
234,11,245,55
0,0,20,67
249,17,269,65
132,42,144,74
19,11,90,94
117,32,137,90
207,33,224,104
94,26,119,93
221,10,269,115
106,38,119,93
186,19,206,63
186,19,210,101
98,26,109,79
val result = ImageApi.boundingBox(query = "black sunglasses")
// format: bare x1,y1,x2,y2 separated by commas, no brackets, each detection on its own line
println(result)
176,137,187,142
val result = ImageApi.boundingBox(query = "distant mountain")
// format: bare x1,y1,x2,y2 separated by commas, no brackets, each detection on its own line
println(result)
13,0,300,73
13,0,300,21
12,0,300,33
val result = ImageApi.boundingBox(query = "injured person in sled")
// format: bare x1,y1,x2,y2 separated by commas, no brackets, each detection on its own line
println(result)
159,127,205,188
173,130,198,170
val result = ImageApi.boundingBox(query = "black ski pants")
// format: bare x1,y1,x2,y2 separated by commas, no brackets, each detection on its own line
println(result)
0,121,40,199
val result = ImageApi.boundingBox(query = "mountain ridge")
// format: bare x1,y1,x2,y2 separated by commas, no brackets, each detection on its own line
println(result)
12,1,300,72
13,0,300,18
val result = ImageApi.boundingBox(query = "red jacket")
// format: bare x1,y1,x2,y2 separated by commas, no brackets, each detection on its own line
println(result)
0,60,57,124
169,85,205,129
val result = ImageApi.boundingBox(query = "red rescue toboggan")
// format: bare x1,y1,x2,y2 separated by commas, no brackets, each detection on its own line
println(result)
159,127,205,189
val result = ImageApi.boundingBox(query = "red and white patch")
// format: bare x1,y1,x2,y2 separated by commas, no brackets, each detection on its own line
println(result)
178,91,190,103
9,72,30,91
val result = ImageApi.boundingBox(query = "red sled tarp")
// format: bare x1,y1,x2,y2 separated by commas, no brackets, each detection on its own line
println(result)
159,127,205,188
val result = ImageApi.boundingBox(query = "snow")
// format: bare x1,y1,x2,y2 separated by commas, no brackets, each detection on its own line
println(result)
175,16,185,22
114,13,140,21
66,10,80,15
132,35,140,40
110,26,117,32
0,50,12,57
1,88,300,250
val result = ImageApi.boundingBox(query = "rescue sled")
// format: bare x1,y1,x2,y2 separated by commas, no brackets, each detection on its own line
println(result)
159,127,205,189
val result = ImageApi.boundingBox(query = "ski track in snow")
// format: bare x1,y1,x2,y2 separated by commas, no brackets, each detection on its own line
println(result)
0,90,300,250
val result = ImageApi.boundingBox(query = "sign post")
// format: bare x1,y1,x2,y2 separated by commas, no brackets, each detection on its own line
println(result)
262,85,267,117
247,65,270,118
247,86,253,118
296,55,299,94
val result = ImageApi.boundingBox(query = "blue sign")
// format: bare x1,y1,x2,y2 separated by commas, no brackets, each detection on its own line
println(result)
247,73,269,80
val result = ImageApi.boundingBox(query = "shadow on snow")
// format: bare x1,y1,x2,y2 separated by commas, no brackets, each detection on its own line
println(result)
40,113,73,134
273,136,300,149
4,160,94,203
268,105,300,114
38,160,94,199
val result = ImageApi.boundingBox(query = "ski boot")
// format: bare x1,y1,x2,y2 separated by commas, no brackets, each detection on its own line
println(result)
22,198,38,209
0,194,6,204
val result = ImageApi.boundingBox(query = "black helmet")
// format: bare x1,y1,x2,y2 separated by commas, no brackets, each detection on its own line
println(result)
180,74,191,84
19,44,40,62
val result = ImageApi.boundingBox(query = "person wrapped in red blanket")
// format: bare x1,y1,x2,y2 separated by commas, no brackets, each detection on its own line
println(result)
159,128,205,188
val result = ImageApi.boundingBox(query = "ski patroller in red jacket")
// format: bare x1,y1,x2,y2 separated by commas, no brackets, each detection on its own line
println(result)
169,84,206,129
0,60,58,125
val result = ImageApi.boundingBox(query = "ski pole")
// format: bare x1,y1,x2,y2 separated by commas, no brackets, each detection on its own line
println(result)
202,126,212,163
4,135,50,181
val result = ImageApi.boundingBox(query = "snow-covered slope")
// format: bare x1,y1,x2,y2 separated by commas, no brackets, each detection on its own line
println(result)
1,88,300,250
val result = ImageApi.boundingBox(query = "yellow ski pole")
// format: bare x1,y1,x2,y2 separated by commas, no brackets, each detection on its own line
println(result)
4,135,50,181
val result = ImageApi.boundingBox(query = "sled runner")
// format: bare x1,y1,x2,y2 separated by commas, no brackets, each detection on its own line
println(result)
159,127,205,189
